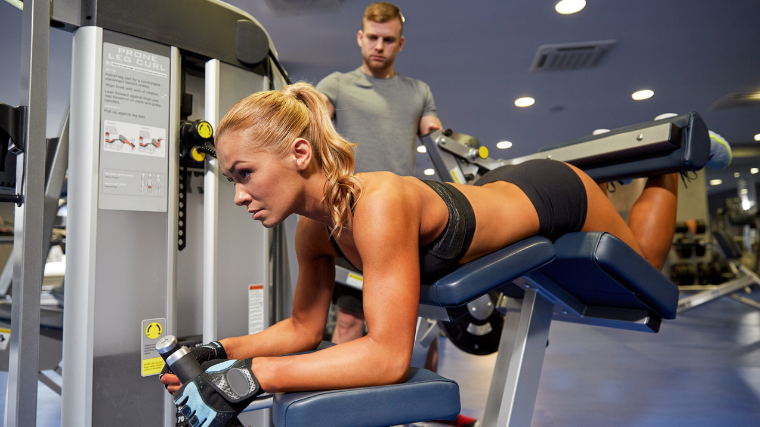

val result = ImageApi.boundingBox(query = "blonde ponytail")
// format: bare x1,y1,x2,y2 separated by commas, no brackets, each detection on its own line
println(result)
216,82,363,237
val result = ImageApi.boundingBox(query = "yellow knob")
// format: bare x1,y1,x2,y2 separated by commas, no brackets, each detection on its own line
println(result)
197,121,213,139
191,147,206,162
478,146,489,159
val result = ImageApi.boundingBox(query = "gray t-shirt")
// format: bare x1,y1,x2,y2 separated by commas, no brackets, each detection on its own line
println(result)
316,68,437,176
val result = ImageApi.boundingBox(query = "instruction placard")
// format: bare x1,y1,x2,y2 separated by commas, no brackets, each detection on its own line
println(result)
99,38,171,212
141,317,166,377
249,285,265,335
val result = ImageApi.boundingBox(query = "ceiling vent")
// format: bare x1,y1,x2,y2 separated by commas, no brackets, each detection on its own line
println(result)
530,40,616,72
710,91,760,110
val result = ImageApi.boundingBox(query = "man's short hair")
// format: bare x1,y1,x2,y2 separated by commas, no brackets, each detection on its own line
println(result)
363,2,404,35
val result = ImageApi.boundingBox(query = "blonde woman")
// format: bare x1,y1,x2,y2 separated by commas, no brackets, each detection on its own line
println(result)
161,82,679,426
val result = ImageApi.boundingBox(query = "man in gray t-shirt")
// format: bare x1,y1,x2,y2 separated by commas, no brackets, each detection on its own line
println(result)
317,69,438,176
317,2,442,177
315,2,444,370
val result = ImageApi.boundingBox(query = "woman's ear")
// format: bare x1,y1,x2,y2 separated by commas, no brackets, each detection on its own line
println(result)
292,138,312,171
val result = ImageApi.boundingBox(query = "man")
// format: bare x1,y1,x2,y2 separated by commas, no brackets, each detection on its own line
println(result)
317,2,442,178
317,2,442,346
317,1,448,356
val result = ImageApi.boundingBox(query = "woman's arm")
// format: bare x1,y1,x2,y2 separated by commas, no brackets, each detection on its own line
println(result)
221,217,337,359
249,183,423,392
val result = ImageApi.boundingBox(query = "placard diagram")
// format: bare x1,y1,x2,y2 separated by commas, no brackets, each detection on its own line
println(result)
103,120,166,158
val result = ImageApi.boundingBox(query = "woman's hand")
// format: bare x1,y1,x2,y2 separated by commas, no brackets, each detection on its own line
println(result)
160,372,182,394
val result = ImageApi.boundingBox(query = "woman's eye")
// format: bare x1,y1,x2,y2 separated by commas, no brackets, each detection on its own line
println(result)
240,170,251,179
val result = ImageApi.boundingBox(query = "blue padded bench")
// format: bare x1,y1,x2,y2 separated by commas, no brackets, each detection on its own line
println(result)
272,367,459,427
252,231,678,427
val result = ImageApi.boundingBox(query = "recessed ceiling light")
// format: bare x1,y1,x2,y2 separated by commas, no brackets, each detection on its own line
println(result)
751,168,759,174
497,141,513,149
515,97,535,107
755,134,760,141
735,172,741,178
417,145,427,153
710,179,723,186
632,90,654,100
424,168,435,176
555,0,586,14
655,113,678,120
592,129,610,135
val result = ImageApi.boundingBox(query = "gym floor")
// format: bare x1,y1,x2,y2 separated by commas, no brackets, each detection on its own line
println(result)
1,289,759,426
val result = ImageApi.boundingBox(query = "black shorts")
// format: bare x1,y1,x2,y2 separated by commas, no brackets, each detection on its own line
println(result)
475,159,588,241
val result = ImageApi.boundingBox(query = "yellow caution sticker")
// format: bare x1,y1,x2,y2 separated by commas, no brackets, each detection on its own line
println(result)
145,322,163,340
141,317,166,377
346,272,364,289
197,121,213,139
479,146,489,159
142,356,165,376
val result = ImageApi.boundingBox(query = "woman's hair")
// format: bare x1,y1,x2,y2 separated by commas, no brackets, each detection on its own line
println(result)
215,82,363,237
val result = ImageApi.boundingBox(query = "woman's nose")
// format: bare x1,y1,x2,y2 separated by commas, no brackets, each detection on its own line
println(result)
234,184,251,206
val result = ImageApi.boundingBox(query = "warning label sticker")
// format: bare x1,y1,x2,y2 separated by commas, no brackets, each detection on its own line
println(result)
141,318,166,377
142,356,165,377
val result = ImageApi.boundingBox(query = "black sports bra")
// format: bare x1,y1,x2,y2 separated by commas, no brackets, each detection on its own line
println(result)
328,180,476,284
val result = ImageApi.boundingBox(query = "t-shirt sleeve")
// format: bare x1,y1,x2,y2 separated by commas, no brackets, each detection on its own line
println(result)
421,82,438,118
316,72,341,104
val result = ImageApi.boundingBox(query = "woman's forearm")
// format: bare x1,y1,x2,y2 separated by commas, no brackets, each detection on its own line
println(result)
220,316,323,360
250,334,412,393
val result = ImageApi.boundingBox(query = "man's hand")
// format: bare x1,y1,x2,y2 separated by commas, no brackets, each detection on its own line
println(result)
419,115,443,137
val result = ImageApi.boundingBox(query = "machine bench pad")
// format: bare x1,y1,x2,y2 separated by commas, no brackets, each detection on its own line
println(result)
272,367,460,427
539,232,679,319
420,236,555,307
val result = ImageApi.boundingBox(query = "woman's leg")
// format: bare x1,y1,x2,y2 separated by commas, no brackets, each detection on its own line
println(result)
572,165,678,270
626,174,679,269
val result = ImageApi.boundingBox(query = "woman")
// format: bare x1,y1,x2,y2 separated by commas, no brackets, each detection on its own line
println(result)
161,82,678,396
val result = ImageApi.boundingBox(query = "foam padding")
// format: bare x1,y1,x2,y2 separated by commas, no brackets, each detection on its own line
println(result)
272,368,460,427
420,236,555,307
540,232,679,319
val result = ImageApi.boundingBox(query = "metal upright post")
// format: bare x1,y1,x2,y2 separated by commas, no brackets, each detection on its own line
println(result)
4,0,49,426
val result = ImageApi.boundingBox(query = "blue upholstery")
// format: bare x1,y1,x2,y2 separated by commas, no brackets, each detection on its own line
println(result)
420,236,555,307
538,232,679,319
272,367,460,427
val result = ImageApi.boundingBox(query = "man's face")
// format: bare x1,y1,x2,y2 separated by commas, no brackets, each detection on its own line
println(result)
357,18,404,72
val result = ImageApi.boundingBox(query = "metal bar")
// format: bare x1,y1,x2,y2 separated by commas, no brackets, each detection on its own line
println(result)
677,275,756,313
42,111,69,266
482,289,554,427
165,46,182,427
61,26,103,427
203,59,221,342
728,294,760,310
502,123,676,166
37,371,62,396
5,0,49,425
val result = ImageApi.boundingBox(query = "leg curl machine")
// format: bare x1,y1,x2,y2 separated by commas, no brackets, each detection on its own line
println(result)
243,112,710,427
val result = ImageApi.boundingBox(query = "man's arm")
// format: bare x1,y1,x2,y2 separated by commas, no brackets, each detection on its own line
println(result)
419,115,442,137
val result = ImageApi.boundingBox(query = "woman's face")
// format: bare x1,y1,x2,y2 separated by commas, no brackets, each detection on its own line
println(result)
217,131,301,228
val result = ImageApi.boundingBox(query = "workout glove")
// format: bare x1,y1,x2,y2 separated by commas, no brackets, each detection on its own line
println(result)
174,359,262,427
159,341,227,382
